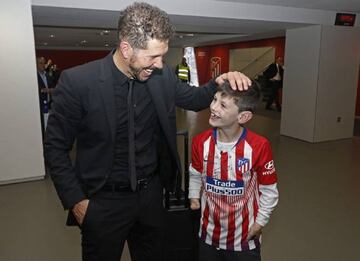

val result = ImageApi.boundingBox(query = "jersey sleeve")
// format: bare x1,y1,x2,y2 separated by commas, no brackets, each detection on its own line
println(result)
188,136,203,199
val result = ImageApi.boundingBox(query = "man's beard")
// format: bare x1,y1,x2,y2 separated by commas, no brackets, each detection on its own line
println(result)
129,56,156,82
129,63,144,82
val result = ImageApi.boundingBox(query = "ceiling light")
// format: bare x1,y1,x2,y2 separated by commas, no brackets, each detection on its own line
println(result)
105,43,109,47
43,42,48,46
50,34,55,38
80,40,87,45
99,30,110,36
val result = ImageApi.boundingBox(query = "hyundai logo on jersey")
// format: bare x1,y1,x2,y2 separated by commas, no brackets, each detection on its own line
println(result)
206,177,244,196
264,160,274,170
237,158,250,173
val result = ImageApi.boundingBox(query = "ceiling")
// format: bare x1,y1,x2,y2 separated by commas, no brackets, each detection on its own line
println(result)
216,0,360,12
32,0,360,50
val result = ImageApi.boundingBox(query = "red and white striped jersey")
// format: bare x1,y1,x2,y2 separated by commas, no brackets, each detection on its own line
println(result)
189,128,279,251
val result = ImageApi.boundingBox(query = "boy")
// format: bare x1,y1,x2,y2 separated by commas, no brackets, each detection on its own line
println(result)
189,80,279,261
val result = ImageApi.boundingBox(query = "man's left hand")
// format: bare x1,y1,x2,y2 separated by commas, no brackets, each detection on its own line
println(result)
215,71,251,91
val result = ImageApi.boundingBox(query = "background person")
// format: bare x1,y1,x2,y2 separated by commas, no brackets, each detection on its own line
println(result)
36,56,54,138
175,57,191,83
263,56,284,111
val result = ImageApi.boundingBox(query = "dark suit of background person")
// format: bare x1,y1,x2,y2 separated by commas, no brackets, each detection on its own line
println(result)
36,57,53,139
44,3,250,261
264,57,284,111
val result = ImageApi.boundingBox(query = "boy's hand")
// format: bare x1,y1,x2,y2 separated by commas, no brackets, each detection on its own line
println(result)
190,198,200,210
247,222,263,240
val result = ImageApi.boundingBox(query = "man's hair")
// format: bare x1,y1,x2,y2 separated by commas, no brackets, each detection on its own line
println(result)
217,80,260,113
117,2,175,49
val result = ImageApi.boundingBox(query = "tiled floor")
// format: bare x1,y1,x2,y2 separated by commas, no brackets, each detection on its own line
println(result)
1,106,359,261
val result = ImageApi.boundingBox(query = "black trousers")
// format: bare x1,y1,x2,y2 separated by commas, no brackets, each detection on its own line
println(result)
80,176,165,261
198,240,261,261
265,80,282,110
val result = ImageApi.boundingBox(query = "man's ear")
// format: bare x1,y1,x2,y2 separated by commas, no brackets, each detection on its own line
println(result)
119,41,133,59
238,111,253,124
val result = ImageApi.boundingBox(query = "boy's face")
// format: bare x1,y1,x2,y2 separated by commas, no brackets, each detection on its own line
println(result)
209,92,241,129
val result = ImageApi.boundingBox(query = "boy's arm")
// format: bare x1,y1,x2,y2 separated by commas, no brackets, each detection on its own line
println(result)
189,164,201,210
247,183,278,240
189,164,202,198
248,140,278,240
256,183,279,226
189,137,203,210
255,140,279,227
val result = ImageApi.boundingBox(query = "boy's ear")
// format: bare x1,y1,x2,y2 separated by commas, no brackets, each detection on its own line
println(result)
119,40,133,59
237,111,253,124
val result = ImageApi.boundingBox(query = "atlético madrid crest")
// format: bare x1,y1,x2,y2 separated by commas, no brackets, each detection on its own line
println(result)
237,158,250,173
211,57,221,78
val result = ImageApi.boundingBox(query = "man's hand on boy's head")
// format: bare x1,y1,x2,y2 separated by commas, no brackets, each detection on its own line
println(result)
247,222,263,241
190,198,200,210
215,71,252,91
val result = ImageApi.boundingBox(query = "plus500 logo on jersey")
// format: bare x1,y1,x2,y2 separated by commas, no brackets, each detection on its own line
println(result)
205,177,244,196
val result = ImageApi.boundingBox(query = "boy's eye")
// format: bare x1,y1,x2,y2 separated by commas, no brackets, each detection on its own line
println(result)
221,103,226,108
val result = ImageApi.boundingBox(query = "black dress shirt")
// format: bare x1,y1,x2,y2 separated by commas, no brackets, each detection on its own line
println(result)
109,59,159,184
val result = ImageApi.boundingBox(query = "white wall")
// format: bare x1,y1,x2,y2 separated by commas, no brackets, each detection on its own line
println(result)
281,25,360,142
314,26,360,141
0,0,45,184
280,26,321,142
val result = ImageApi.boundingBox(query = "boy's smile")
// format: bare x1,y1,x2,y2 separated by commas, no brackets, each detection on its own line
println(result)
209,92,240,130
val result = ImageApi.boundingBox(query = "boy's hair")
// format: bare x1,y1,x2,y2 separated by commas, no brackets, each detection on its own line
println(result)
217,80,260,113
117,2,175,49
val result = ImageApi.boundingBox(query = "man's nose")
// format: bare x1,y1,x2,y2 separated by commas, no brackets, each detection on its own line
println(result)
153,57,163,69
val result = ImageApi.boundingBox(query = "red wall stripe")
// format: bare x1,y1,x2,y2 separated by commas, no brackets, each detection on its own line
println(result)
35,50,109,70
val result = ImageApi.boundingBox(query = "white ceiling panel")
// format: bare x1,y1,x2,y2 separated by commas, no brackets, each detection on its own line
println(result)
32,0,360,49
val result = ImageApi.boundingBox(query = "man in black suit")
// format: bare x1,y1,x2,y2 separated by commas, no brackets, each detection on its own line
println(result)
36,56,53,139
264,56,284,111
44,3,251,261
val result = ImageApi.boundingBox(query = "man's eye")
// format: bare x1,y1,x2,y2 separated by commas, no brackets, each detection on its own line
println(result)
221,103,226,108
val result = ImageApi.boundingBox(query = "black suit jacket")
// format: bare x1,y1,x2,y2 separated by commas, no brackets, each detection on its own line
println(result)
44,52,216,211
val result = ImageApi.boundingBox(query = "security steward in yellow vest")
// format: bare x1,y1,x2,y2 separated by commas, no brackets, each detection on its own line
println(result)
175,57,191,83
